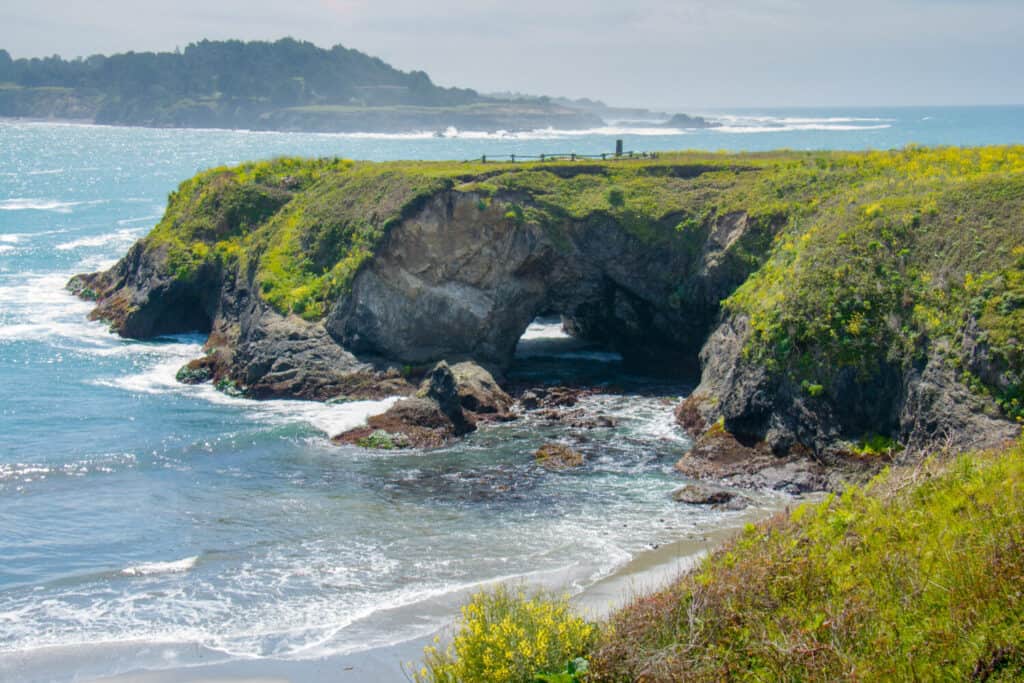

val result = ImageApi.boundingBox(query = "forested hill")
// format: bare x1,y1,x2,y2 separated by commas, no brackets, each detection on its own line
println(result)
0,38,600,132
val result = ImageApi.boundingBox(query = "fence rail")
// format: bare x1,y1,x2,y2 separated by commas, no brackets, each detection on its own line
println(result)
467,151,658,163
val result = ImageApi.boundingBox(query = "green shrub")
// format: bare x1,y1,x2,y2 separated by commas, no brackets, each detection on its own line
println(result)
413,585,595,683
853,433,903,457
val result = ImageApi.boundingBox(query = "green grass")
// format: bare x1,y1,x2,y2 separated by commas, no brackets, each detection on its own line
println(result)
587,438,1024,681
725,147,1024,390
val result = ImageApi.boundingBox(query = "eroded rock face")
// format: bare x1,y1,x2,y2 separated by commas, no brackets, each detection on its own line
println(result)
327,191,715,370
900,353,1019,451
683,311,1019,459
73,188,759,401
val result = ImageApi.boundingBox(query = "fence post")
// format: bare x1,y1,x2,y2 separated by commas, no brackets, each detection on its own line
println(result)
482,155,487,163
615,139,623,157
571,153,576,161
511,154,516,163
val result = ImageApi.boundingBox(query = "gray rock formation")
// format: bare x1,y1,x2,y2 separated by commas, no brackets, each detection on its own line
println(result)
327,191,714,371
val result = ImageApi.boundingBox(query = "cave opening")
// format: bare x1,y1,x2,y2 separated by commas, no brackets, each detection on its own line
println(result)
507,310,693,390
509,314,623,385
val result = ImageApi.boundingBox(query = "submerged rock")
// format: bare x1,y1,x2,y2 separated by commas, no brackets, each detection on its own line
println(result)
535,408,618,429
534,443,585,470
175,356,215,384
334,397,455,449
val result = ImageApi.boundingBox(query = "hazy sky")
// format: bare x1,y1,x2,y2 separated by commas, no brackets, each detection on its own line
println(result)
2,0,1022,109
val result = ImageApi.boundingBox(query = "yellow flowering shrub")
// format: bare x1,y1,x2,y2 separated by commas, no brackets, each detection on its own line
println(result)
413,585,595,683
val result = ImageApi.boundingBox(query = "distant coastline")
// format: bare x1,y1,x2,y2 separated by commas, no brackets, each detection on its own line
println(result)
0,38,716,134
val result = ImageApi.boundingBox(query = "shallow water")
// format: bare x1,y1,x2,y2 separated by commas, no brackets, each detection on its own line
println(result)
2,109,1023,681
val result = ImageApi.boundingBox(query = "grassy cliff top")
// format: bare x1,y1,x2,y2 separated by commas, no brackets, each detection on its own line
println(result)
142,146,1024,417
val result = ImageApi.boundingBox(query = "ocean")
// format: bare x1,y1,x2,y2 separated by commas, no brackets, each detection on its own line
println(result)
2,106,1023,681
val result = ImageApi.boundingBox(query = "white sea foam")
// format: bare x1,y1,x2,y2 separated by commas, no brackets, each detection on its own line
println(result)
0,454,138,486
518,318,570,341
55,228,144,251
0,269,395,438
0,273,105,344
0,198,105,213
116,212,163,227
579,393,690,447
715,123,892,134
121,556,199,577
91,349,399,437
707,114,894,134
0,245,14,254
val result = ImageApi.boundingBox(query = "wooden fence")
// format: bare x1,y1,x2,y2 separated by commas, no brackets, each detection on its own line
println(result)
468,151,658,163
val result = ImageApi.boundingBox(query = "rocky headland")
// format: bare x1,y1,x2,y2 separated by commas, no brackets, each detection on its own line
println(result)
70,148,1024,490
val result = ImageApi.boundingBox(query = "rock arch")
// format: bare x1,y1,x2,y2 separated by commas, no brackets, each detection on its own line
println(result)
328,191,714,374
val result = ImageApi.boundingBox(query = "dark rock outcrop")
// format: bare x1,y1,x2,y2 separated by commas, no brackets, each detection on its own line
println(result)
670,483,750,509
682,313,1019,461
450,361,513,416
675,426,832,495
334,361,508,449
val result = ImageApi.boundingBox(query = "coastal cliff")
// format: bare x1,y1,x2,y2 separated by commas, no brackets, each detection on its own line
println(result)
70,148,1024,460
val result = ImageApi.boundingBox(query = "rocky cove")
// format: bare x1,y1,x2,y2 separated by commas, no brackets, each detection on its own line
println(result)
68,149,1024,496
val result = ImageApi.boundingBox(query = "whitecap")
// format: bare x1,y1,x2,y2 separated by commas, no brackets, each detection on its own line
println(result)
55,228,144,251
121,556,199,577
116,213,163,227
0,198,106,213
714,123,892,134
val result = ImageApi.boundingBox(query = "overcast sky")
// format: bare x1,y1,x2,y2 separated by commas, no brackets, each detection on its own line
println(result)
2,0,1022,109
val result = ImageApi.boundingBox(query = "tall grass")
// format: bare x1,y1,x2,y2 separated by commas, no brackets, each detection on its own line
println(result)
588,439,1024,681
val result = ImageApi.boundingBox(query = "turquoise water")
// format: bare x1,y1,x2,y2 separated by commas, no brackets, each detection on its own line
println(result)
2,107,1023,681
